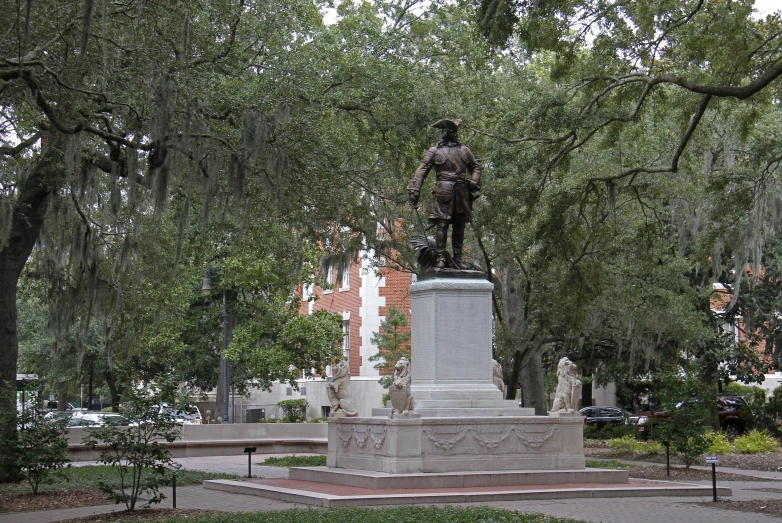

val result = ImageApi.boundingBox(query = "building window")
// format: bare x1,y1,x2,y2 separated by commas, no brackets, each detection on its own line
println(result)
342,320,350,363
340,263,350,290
323,266,334,294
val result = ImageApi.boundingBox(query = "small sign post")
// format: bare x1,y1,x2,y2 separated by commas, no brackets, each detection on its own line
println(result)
704,456,720,502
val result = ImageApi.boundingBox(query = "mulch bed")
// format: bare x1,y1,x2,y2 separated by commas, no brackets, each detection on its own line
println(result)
57,509,219,522
625,465,766,482
0,489,114,513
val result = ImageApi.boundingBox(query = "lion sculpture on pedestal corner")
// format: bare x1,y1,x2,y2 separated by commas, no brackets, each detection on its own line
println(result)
388,357,414,417
327,360,358,417
549,357,582,413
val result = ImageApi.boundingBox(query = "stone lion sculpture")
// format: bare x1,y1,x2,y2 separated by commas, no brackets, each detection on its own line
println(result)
327,360,358,417
492,359,506,396
549,357,582,413
388,357,414,417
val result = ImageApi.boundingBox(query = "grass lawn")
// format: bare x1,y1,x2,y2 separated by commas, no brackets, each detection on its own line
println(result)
0,465,239,495
260,455,327,467
152,506,585,523
585,459,637,469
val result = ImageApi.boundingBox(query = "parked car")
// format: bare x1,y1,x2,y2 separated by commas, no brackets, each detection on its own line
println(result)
579,406,630,426
127,405,202,426
45,401,76,411
163,405,202,425
627,394,752,438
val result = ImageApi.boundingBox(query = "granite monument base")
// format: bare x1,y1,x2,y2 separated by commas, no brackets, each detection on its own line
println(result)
327,416,584,474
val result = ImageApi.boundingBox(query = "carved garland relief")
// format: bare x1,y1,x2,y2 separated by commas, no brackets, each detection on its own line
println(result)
336,425,388,449
424,425,559,453
335,423,560,453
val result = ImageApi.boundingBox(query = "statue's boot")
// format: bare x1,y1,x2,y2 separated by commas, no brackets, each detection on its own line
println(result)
435,220,448,268
452,222,465,268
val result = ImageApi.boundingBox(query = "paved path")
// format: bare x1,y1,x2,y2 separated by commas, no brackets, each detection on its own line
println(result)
4,454,782,523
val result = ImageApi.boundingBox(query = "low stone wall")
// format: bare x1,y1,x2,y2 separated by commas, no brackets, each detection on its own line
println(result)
67,422,328,461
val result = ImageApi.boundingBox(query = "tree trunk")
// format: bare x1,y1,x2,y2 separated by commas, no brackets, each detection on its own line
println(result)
0,133,65,480
520,350,547,415
87,363,94,411
216,355,228,423
58,389,68,411
104,370,122,412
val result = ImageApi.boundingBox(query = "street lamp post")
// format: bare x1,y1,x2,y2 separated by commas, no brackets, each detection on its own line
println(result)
221,288,230,424
202,270,231,424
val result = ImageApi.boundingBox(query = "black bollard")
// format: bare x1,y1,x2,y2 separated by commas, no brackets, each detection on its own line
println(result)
712,463,717,502
170,463,182,508
663,441,670,477
244,447,257,478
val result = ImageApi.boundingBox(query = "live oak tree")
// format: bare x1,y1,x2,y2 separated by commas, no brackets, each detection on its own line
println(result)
0,0,347,470
465,0,782,406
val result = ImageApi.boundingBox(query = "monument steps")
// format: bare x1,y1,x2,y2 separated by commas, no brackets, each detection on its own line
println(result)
203,475,732,508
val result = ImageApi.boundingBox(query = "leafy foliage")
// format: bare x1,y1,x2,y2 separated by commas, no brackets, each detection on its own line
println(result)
82,379,185,511
13,395,70,494
582,423,631,441
705,431,736,456
733,430,779,453
607,436,664,456
368,305,412,388
276,399,309,423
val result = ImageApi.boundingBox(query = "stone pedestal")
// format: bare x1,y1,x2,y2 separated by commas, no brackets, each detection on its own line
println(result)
409,278,505,409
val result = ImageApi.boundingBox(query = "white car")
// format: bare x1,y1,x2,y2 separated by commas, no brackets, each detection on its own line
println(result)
127,405,203,426
165,406,202,425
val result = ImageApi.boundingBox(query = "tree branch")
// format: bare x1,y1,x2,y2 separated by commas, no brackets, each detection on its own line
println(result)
0,131,40,156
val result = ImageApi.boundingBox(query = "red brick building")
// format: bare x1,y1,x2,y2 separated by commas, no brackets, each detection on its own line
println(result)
300,250,413,378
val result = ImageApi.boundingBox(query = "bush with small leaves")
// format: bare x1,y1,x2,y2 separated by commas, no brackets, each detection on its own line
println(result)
733,430,779,453
277,398,308,422
14,397,70,494
83,379,186,511
705,431,735,455
608,436,663,455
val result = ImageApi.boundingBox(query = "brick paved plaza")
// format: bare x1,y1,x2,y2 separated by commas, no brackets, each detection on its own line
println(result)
2,454,782,523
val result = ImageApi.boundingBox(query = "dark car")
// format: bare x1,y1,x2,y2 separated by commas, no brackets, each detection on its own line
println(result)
579,406,629,426
627,394,752,438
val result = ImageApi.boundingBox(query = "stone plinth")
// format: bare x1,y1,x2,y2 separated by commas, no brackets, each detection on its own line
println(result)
327,416,584,474
409,278,502,409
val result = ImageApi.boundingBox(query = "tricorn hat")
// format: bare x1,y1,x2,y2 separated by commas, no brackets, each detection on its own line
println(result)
431,118,462,132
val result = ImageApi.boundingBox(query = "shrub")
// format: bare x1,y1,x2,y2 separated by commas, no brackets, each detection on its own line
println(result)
608,436,646,454
83,379,185,511
705,431,735,455
15,398,70,494
658,400,711,468
583,423,630,440
608,436,663,455
733,430,779,453
277,399,308,422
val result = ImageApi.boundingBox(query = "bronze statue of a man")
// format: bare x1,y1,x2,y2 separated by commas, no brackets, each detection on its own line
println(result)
407,118,482,269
